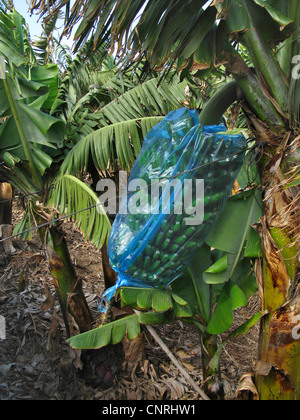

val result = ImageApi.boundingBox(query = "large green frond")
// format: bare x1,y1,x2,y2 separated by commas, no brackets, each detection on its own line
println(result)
97,75,187,125
29,0,296,72
67,314,141,349
50,174,111,248
33,11,60,65
60,116,164,174
60,74,186,174
67,288,193,350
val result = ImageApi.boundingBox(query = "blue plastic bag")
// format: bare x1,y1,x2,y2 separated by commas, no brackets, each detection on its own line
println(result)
100,108,247,310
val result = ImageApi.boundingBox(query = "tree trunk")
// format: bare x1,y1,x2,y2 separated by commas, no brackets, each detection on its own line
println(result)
255,137,300,400
0,182,15,254
256,294,300,400
40,225,93,337
198,70,299,399
224,50,300,399
0,182,12,225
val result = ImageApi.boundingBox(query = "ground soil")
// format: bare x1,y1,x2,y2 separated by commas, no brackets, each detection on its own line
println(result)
0,203,261,400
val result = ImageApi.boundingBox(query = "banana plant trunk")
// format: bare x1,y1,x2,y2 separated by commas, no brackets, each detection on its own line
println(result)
0,182,12,225
200,73,299,399
0,182,15,254
201,332,224,400
224,48,300,398
255,141,300,400
39,225,93,337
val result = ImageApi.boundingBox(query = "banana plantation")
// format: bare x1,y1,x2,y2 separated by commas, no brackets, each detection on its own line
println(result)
0,0,299,401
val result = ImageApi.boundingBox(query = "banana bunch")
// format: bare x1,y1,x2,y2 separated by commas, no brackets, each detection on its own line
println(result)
108,108,247,290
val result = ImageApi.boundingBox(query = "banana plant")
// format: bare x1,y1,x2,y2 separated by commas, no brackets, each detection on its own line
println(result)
0,5,193,336
68,183,263,399
54,61,189,175
0,6,111,336
31,0,300,399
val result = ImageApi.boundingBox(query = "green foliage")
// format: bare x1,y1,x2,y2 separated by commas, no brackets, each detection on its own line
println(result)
68,315,141,349
0,9,65,181
0,5,197,249
67,290,193,349
60,116,164,174
29,0,300,129
68,186,263,350
29,1,296,76
59,73,187,174
49,174,111,248
119,288,190,314
205,310,263,372
33,11,60,65
285,174,300,189
1,0,274,377
0,9,111,250
28,0,300,400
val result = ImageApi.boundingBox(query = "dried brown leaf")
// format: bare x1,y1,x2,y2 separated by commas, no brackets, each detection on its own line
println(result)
122,333,146,369
236,373,259,400
41,282,55,313
47,311,60,351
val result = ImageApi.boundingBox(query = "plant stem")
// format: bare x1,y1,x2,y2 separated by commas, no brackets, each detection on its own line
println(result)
198,80,237,125
40,225,93,336
200,331,224,400
242,0,289,113
225,55,285,129
0,182,12,225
